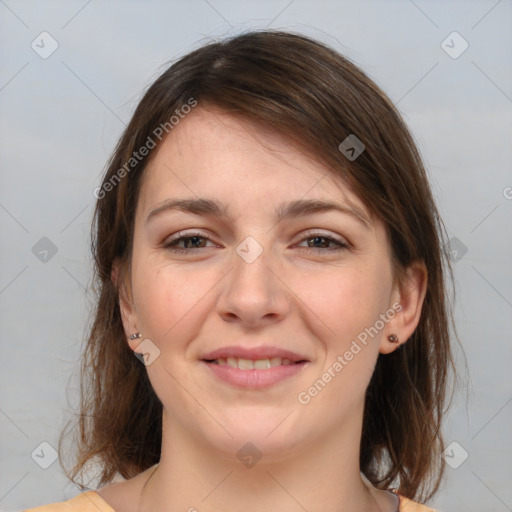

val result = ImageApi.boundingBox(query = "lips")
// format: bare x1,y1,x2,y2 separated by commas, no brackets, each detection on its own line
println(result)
200,346,310,389
209,356,296,370
201,346,309,366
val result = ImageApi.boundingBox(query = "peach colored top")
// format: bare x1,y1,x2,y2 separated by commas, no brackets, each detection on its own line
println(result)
24,490,438,511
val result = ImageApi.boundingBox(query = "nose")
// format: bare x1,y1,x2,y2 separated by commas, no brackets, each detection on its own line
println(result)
216,243,290,328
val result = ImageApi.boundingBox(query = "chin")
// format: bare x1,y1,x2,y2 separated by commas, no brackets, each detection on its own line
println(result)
198,408,306,462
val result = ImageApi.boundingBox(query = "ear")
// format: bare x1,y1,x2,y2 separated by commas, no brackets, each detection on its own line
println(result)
112,259,139,350
379,261,427,354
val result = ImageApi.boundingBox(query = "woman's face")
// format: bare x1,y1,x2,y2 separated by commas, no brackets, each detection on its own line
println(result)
122,107,409,458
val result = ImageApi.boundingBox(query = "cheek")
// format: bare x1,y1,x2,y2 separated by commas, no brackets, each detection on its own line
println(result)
131,257,221,348
132,259,184,335
302,267,393,404
294,271,384,413
293,266,391,345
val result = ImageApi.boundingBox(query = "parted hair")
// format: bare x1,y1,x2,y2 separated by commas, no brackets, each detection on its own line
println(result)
63,30,456,502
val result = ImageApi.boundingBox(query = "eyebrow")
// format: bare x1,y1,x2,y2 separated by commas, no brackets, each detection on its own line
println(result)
275,199,371,228
145,197,371,229
146,198,229,224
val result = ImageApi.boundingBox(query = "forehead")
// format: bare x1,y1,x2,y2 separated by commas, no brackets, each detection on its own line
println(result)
138,107,371,221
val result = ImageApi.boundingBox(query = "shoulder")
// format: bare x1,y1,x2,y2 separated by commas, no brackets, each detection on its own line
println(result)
399,494,439,511
23,491,115,512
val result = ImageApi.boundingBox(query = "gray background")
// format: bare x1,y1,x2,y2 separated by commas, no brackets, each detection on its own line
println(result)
1,1,511,510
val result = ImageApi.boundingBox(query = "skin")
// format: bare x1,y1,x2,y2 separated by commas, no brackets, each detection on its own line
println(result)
98,107,427,512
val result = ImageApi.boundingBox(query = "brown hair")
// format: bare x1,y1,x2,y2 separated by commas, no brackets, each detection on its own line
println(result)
64,30,456,502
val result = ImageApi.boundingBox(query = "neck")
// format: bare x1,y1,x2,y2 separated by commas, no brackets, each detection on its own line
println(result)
137,409,395,512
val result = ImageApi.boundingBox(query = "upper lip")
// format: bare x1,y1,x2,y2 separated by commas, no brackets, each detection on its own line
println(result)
201,346,309,363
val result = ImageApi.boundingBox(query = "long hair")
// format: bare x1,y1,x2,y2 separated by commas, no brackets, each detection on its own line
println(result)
63,30,456,502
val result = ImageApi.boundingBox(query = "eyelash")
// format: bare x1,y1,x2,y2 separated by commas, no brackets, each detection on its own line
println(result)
163,232,216,253
297,231,349,253
163,231,349,255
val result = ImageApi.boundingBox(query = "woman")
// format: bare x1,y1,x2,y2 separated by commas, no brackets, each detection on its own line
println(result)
26,30,455,512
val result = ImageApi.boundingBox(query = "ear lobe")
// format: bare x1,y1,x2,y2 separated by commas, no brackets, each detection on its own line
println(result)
112,260,138,347
379,261,427,354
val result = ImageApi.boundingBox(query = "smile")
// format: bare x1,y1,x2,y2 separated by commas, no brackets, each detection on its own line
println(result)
200,345,310,389
206,356,301,370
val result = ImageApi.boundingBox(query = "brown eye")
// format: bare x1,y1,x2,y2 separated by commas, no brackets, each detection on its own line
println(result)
180,236,208,249
297,232,348,252
164,232,215,253
307,236,334,249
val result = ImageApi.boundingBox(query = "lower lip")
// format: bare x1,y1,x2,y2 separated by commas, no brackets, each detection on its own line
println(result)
202,361,308,389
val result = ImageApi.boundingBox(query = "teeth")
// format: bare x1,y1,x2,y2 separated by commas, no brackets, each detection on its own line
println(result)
238,358,254,370
254,359,271,369
213,357,295,369
270,357,282,367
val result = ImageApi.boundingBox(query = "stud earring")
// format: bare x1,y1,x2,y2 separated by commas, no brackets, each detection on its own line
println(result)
387,333,399,344
129,333,142,340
